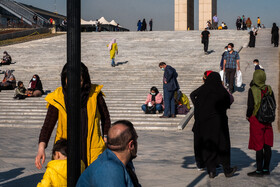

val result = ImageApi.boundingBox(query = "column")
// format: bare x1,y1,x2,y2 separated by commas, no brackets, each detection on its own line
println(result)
199,0,217,30
175,0,194,31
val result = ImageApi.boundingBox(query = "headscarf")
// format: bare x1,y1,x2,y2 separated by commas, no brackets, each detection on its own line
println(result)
250,70,272,116
108,38,116,51
3,69,15,82
28,74,43,92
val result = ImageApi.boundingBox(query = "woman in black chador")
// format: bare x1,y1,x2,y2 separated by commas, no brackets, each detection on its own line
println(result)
249,31,257,48
141,19,147,31
190,72,237,178
271,23,279,47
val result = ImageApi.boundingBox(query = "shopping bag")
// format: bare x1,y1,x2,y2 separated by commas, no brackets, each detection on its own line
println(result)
236,70,242,87
219,70,224,81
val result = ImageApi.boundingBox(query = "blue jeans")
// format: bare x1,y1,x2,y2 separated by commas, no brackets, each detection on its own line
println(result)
141,104,162,112
111,58,115,66
163,87,175,116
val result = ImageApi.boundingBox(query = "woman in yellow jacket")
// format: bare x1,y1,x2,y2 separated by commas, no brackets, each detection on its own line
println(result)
35,62,111,169
107,38,118,67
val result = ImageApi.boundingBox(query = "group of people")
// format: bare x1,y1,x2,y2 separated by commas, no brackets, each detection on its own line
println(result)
236,16,263,31
141,86,190,115
137,19,153,31
0,68,44,98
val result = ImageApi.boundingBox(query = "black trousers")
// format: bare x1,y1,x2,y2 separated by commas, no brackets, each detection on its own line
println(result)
256,144,272,171
225,68,236,93
203,40,208,52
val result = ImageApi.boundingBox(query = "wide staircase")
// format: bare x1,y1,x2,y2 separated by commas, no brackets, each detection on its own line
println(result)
0,30,249,130
0,0,48,27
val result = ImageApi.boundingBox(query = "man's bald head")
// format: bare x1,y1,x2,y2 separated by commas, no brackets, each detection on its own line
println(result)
107,120,138,152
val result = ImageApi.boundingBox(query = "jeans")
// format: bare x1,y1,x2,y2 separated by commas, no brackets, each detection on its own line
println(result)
142,104,162,112
225,68,236,93
111,58,115,66
163,87,175,116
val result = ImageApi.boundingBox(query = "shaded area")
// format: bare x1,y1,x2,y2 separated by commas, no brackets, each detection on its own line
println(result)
0,173,43,187
116,61,128,66
0,168,24,182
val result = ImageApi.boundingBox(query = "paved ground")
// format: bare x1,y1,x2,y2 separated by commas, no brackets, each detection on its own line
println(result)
0,29,279,187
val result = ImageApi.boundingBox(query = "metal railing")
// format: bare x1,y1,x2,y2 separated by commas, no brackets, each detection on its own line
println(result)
0,0,48,27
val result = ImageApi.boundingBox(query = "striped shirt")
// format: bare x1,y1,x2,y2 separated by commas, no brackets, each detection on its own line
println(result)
224,51,240,69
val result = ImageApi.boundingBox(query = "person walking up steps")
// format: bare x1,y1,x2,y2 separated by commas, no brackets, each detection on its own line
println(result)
107,39,118,67
201,28,210,54
246,70,276,177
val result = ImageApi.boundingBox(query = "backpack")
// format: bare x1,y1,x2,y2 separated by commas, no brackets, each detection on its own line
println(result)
256,89,276,124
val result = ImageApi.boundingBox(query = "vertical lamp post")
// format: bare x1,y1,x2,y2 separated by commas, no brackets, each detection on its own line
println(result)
67,0,81,186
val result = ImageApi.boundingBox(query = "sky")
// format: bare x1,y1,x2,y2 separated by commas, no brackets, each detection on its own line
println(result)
15,0,280,31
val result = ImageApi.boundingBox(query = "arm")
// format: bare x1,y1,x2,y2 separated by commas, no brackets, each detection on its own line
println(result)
236,59,240,70
37,167,52,187
35,105,58,169
97,93,111,141
155,93,163,104
246,89,254,118
144,94,151,105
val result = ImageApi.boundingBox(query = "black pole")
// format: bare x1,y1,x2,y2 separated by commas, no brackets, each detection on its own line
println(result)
67,0,81,186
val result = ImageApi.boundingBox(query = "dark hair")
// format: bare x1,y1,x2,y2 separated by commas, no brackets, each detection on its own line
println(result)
158,62,166,67
224,46,228,49
150,86,159,94
17,81,23,87
228,43,234,48
52,139,67,157
3,51,7,55
107,120,138,152
253,59,259,63
61,62,91,93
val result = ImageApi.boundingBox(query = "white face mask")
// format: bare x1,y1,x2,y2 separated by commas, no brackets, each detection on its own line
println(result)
32,78,36,81
228,48,232,51
225,49,228,52
254,63,258,66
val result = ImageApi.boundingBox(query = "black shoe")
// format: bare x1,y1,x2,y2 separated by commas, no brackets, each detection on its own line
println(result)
224,166,237,177
209,172,216,179
159,115,169,118
247,170,263,177
262,170,270,175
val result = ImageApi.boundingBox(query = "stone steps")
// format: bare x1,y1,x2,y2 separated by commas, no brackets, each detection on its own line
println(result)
0,30,249,130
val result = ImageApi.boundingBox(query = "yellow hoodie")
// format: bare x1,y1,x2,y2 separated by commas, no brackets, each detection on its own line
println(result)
37,160,85,187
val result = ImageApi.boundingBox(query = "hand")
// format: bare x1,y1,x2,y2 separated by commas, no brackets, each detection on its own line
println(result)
103,136,107,143
164,81,167,84
151,101,155,105
35,142,46,169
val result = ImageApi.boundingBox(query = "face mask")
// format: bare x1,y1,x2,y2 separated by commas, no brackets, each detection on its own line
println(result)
253,63,257,66
32,78,36,81
228,48,232,51
161,68,165,71
225,49,228,52
150,92,156,96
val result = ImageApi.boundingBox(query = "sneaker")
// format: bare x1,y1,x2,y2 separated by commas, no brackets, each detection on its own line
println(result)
247,170,263,177
224,166,237,177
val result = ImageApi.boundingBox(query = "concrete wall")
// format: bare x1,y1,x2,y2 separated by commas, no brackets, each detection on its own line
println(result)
199,0,217,30
174,0,194,31
0,27,50,41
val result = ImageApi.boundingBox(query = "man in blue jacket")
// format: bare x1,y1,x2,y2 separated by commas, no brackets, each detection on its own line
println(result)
76,120,140,187
159,62,180,118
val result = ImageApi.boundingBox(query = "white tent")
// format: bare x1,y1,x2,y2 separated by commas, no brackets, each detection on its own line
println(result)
98,17,110,25
109,20,118,26
81,19,93,25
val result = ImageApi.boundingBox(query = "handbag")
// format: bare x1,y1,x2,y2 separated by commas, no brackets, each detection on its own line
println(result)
145,105,156,114
176,105,189,115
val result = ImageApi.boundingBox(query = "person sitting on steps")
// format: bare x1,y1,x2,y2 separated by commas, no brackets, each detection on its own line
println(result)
141,86,164,114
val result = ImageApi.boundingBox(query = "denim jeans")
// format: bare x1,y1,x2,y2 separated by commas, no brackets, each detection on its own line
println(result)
141,104,162,112
111,58,115,66
163,87,175,116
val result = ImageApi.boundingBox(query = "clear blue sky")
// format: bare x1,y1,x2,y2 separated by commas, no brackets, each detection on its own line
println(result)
16,0,280,31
